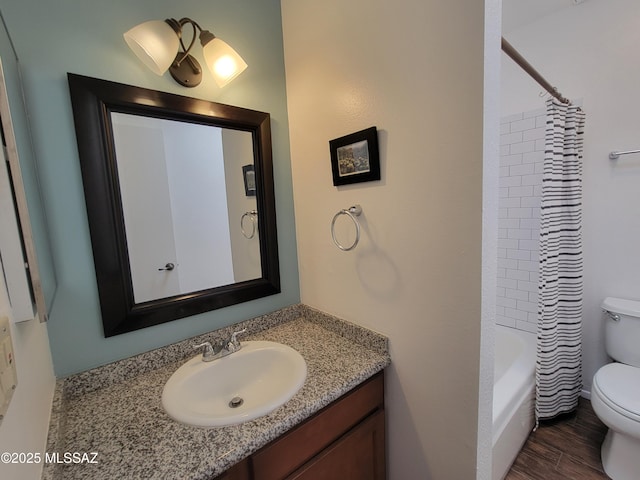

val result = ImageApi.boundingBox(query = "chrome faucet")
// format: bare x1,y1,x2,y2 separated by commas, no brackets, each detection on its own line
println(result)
193,328,247,362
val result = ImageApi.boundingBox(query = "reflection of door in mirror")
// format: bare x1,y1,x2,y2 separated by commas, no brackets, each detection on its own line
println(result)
111,113,260,304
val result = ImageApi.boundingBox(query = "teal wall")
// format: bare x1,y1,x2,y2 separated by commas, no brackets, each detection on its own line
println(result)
0,0,299,376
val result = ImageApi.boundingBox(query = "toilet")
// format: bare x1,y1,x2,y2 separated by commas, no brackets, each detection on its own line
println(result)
591,297,640,480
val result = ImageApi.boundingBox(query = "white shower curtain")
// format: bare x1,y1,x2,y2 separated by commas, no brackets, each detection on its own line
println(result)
536,98,585,422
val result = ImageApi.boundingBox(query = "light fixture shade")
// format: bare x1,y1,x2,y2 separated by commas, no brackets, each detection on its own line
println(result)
124,20,180,76
201,38,248,88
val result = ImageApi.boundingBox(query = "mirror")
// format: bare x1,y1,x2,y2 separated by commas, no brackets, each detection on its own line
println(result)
110,113,262,303
67,74,280,337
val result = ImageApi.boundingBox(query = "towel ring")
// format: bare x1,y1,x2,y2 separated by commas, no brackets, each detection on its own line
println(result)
331,205,362,251
241,210,257,239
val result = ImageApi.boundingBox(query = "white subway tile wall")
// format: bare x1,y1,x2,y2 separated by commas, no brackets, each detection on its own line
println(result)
497,107,546,333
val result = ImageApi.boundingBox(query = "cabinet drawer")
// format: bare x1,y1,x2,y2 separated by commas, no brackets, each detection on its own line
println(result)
251,372,384,480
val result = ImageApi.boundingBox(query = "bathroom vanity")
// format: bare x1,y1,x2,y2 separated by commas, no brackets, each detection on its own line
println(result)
43,305,390,480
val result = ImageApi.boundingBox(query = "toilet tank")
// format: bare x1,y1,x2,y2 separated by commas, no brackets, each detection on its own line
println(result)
602,297,640,367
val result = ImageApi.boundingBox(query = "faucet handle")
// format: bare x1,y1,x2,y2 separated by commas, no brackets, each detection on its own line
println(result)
228,328,247,350
193,342,214,359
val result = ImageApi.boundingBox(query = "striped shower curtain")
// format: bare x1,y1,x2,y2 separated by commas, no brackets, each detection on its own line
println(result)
536,98,585,422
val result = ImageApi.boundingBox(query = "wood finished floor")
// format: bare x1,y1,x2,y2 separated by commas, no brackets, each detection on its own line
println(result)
505,397,610,480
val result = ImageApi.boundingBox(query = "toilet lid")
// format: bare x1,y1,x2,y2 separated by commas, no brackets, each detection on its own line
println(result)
594,363,640,421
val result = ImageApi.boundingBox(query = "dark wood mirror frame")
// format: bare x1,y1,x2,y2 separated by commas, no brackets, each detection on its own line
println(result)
67,73,280,337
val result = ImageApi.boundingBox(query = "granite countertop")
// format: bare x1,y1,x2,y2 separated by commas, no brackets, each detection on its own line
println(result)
43,305,390,480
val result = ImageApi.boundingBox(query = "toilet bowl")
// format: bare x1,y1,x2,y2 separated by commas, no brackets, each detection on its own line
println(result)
592,364,640,479
591,298,640,480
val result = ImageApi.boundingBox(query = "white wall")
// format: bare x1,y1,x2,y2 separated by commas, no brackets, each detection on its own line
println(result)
0,264,55,479
282,1,494,478
223,129,261,283
480,0,502,474
501,0,640,395
164,122,234,292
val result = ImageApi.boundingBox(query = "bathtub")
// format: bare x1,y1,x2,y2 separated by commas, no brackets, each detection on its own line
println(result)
492,325,537,480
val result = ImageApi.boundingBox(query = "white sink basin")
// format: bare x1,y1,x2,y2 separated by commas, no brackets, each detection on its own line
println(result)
161,341,307,427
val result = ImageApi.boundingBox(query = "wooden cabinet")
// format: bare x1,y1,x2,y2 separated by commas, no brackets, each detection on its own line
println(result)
214,371,385,480
215,460,251,480
287,410,385,480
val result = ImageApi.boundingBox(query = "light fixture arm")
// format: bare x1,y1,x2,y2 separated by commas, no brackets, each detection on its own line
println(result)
161,17,205,86
169,18,218,61
172,18,217,56
167,18,201,74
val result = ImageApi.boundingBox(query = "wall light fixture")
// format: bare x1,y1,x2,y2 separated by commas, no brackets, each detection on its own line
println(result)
124,18,248,88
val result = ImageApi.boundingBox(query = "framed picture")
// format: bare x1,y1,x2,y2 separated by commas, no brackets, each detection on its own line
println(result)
242,164,256,196
329,126,380,186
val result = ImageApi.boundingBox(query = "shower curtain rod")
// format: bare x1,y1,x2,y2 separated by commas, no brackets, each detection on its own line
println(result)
501,37,571,105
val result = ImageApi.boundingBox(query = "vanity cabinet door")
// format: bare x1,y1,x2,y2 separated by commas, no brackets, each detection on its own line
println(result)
252,372,385,480
287,409,385,480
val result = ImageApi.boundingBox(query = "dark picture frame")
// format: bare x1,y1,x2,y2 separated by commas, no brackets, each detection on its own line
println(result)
329,126,380,186
242,164,256,196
